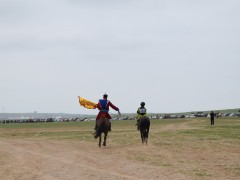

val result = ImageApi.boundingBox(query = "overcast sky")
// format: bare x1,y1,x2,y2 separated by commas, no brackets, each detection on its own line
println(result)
0,0,240,114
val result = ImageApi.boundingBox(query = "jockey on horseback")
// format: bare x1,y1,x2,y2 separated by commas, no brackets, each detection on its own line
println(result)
136,102,147,130
94,93,120,133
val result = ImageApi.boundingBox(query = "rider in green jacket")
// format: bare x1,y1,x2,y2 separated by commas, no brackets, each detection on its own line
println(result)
136,102,147,130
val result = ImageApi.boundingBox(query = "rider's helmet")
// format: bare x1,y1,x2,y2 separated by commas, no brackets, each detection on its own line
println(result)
140,102,145,107
103,93,108,98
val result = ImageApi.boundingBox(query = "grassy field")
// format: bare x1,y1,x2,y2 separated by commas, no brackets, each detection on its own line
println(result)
0,117,240,179
1,117,239,141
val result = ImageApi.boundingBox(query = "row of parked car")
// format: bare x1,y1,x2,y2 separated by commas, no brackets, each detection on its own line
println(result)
221,113,240,117
149,112,240,119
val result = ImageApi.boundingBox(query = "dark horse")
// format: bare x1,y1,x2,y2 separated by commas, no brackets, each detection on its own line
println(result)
94,116,109,147
139,116,150,144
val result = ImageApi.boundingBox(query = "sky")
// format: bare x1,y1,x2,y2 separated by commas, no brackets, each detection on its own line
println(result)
0,0,240,114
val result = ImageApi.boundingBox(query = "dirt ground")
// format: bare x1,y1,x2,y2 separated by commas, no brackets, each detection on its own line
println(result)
0,139,177,180
0,121,239,180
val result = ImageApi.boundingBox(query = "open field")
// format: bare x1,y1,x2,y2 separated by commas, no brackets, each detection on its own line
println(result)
0,117,239,180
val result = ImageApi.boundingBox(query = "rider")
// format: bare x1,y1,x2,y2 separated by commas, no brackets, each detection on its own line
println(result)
136,102,147,130
94,93,120,133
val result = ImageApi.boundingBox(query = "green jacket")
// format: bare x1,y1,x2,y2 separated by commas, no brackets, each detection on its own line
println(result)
137,107,147,118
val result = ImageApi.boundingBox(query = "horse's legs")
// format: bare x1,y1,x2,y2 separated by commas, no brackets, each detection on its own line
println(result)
140,130,144,144
145,126,150,145
145,131,148,145
98,134,101,148
102,132,108,146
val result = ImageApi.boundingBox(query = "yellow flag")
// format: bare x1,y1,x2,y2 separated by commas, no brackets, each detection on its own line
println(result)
78,96,97,109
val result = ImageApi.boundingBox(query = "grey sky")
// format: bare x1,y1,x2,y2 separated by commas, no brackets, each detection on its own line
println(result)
0,0,240,114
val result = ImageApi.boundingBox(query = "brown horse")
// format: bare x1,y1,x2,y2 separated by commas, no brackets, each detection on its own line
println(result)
139,116,150,145
94,116,109,147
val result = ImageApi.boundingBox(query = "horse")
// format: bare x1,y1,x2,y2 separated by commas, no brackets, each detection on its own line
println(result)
94,116,109,147
216,113,222,119
139,116,150,145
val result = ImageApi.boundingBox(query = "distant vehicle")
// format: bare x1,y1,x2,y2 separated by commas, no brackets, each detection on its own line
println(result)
223,113,230,117
170,115,177,118
45,118,53,122
195,114,203,117
185,114,195,118
229,113,237,117
80,118,88,121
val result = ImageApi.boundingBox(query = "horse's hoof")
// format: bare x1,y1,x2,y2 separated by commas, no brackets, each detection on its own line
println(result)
102,142,106,146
